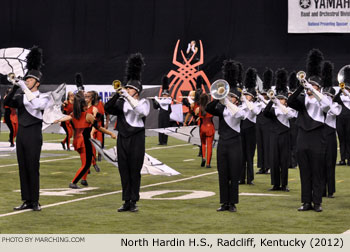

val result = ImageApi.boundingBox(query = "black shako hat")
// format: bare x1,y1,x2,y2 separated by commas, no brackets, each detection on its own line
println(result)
124,53,145,93
24,46,44,82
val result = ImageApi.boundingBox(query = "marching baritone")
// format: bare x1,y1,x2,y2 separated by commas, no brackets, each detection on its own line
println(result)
104,53,150,212
205,60,247,212
4,46,49,211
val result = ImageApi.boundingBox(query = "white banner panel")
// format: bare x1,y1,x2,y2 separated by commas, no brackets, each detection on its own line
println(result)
288,0,350,33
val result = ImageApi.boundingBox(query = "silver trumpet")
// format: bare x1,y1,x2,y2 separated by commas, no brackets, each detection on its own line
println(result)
296,70,324,101
7,73,22,84
210,79,239,115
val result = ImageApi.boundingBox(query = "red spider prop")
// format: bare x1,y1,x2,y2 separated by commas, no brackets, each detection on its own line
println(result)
161,40,211,113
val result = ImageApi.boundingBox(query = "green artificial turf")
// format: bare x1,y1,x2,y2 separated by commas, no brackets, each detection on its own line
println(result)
0,131,349,234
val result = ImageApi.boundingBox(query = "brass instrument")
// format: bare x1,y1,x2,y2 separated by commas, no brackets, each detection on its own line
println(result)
296,70,324,101
112,80,122,90
267,89,275,99
210,79,240,115
337,65,350,97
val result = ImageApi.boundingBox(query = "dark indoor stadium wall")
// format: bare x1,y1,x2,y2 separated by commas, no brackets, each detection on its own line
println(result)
0,0,350,86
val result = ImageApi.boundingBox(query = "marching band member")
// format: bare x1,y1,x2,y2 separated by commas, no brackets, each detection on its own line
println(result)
239,68,260,185
324,61,342,198
206,60,246,212
55,93,116,189
288,72,299,169
256,69,273,174
3,88,18,147
335,66,350,166
105,53,150,212
4,46,49,211
60,91,74,151
95,96,108,161
195,93,215,168
152,75,172,145
263,69,297,192
288,49,330,212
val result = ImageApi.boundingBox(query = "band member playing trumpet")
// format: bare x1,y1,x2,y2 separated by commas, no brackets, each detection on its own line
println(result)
105,53,150,212
288,49,331,212
206,60,247,212
335,66,350,166
4,46,50,212
263,69,297,192
152,75,172,145
240,68,260,185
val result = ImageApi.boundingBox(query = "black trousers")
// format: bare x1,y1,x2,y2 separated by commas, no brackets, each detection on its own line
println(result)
324,129,337,196
289,119,298,168
256,122,270,171
296,127,326,204
270,131,290,187
217,136,242,204
117,130,145,202
240,126,256,183
336,116,350,161
16,123,42,203
158,111,170,145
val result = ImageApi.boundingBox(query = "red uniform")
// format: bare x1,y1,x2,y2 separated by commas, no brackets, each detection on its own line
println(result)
87,105,98,168
61,102,73,150
199,110,215,166
4,105,18,145
94,100,105,146
71,111,93,184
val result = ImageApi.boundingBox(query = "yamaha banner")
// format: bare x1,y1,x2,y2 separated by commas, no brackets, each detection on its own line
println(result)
288,0,350,33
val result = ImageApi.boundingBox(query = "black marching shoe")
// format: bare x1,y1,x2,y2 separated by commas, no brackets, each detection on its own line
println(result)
32,202,42,211
69,183,80,189
80,180,88,186
14,201,32,211
313,203,323,212
256,169,265,174
328,194,335,198
238,180,245,185
298,202,313,211
201,158,206,167
269,186,281,191
206,164,211,168
337,160,346,165
228,203,237,212
10,143,15,147
118,201,130,212
216,203,229,212
93,164,100,172
247,181,254,185
129,201,138,212
281,186,290,192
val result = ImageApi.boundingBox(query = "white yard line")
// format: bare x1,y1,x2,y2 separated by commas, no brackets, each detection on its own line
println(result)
0,156,80,168
0,171,218,218
0,154,10,157
146,143,191,151
183,159,195,162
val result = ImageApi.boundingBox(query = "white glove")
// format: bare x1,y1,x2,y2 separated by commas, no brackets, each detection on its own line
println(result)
304,82,313,90
17,79,36,102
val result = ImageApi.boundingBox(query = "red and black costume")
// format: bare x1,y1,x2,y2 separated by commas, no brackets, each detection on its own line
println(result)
61,102,73,150
198,110,215,167
3,105,18,146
